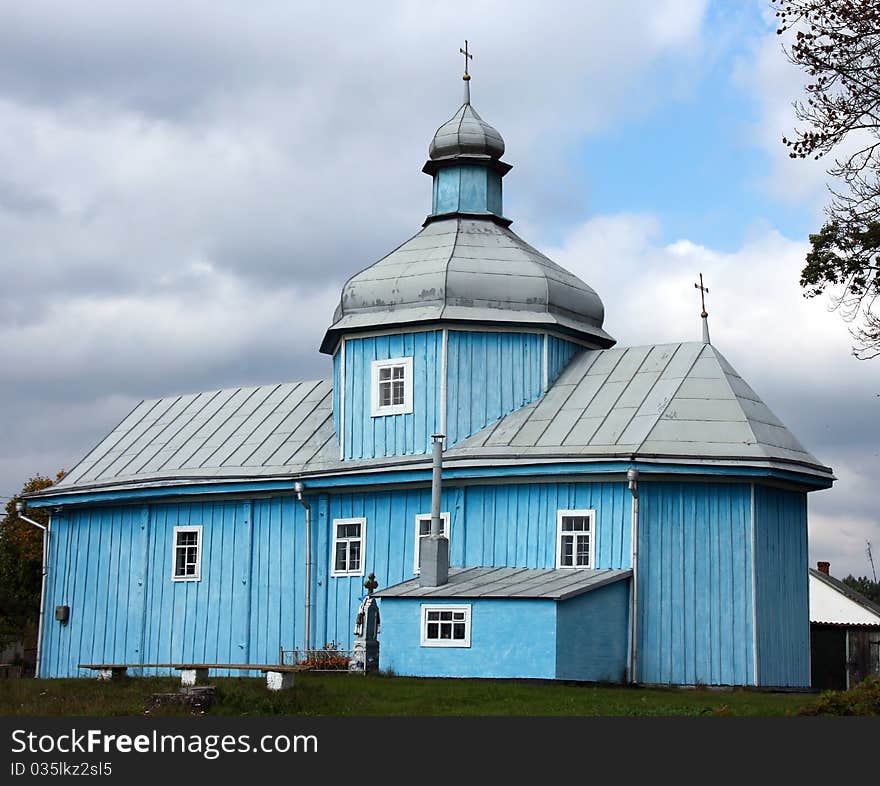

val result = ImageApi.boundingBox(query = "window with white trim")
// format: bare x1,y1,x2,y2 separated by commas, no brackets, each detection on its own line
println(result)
413,512,451,574
420,604,471,647
331,518,366,577
556,510,594,568
370,357,413,417
172,525,202,581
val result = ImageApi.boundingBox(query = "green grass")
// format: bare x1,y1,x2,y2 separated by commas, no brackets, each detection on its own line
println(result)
0,673,814,717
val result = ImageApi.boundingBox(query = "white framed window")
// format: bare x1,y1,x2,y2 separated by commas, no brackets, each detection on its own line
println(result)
413,512,451,574
331,517,366,577
420,604,471,648
370,356,413,417
172,525,202,581
556,510,595,569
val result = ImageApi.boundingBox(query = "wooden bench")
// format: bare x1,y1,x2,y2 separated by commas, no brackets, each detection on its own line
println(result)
79,663,303,691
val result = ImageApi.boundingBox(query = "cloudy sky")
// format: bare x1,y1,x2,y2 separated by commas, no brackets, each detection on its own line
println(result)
1,1,876,578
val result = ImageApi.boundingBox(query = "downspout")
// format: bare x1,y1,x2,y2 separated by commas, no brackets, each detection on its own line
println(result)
15,502,49,679
293,482,312,652
626,468,639,684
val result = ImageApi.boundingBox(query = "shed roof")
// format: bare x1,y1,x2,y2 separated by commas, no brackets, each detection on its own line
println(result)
374,566,632,601
809,569,880,627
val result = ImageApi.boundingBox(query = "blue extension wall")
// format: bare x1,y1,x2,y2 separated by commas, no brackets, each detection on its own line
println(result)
637,481,755,686
556,579,630,682
379,598,557,679
754,485,810,688
39,479,631,677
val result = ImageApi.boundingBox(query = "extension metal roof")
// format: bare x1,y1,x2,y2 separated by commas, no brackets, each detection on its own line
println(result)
320,217,615,353
39,340,832,497
374,566,632,601
809,569,880,627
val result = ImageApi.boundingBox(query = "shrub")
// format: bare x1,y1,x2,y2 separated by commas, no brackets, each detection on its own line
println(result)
797,676,880,716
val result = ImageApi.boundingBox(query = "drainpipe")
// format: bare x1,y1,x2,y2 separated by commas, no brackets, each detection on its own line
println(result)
293,482,312,652
15,502,49,679
626,468,640,684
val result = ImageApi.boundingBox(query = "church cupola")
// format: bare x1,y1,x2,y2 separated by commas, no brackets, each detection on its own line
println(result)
423,42,510,223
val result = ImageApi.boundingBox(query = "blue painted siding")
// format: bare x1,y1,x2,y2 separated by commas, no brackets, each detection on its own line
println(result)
637,482,755,686
462,481,631,570
379,597,557,678
41,506,149,678
556,580,630,682
446,330,545,446
754,485,809,687
547,336,583,385
332,347,341,442
40,478,632,677
343,331,443,460
432,165,503,216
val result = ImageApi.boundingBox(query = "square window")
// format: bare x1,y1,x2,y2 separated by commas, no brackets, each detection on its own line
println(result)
331,518,366,577
421,604,471,648
556,510,595,568
371,357,413,417
413,512,450,574
172,526,202,582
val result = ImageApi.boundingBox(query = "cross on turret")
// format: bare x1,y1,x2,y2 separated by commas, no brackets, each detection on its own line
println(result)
694,273,709,318
460,40,473,80
694,273,711,344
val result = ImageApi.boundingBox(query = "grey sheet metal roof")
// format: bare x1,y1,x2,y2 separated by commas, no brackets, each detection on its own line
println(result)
320,217,615,353
447,341,833,479
39,339,832,496
55,380,337,490
374,567,632,601
428,101,505,160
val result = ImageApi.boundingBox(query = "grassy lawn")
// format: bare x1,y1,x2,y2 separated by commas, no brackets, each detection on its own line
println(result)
0,673,815,717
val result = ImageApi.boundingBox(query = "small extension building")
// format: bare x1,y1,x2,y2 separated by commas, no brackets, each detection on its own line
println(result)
25,68,834,687
809,562,880,690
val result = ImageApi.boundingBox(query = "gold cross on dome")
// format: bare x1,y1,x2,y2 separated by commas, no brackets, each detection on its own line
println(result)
460,40,473,80
694,273,709,318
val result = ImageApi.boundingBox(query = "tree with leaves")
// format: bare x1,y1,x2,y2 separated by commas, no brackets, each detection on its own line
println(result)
842,574,880,605
0,473,62,659
774,0,880,358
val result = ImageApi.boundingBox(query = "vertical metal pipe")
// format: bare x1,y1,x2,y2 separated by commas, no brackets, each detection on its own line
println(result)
430,434,444,537
626,468,640,684
293,482,311,652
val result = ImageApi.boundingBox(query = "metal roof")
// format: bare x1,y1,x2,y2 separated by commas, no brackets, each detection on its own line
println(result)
41,339,832,496
809,569,880,627
447,341,833,479
428,100,505,160
320,217,614,353
55,380,337,490
374,566,632,601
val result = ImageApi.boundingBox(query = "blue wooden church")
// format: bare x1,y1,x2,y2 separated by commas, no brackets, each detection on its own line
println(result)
25,67,834,688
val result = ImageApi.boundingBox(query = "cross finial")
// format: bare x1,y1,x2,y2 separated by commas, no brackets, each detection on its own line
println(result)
460,40,473,81
694,273,711,344
694,273,709,318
